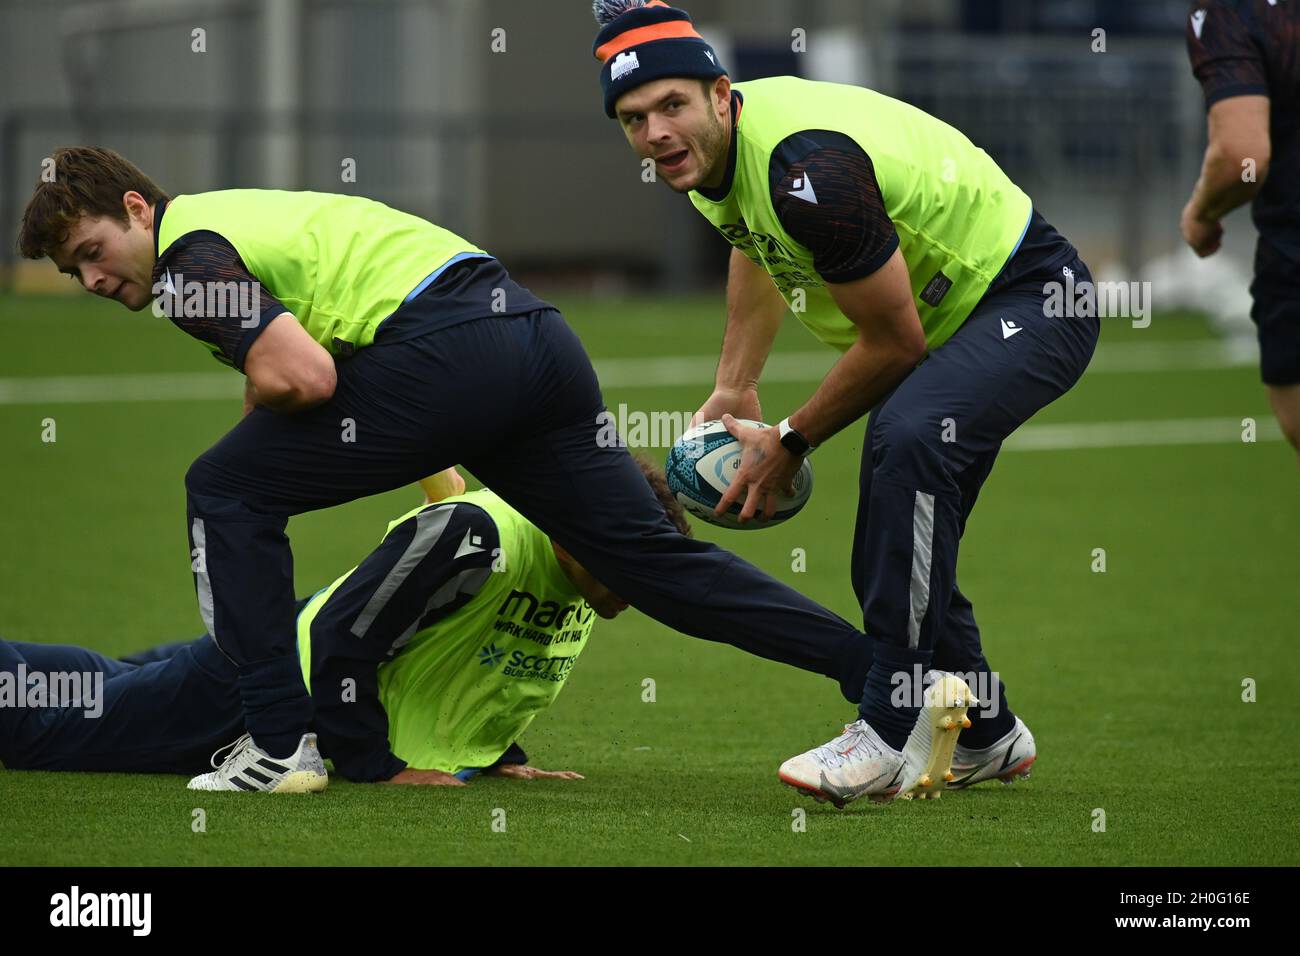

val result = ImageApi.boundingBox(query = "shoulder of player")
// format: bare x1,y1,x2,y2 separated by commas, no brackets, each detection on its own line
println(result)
391,498,503,565
152,229,252,286
767,130,872,202
765,131,882,253
1190,0,1255,18
1186,0,1258,46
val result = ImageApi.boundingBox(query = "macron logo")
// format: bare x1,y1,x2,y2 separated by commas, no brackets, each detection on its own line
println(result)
455,528,486,559
611,50,640,81
1000,318,1023,340
705,50,715,64
790,174,818,204
1190,9,1207,39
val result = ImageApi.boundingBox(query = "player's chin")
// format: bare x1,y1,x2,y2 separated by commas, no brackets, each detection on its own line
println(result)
657,158,700,193
662,169,701,194
120,286,152,311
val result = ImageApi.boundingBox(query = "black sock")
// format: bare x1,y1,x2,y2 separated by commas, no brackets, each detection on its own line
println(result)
858,646,932,751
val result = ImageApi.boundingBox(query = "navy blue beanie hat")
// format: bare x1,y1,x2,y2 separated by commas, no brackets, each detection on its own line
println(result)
592,1,727,118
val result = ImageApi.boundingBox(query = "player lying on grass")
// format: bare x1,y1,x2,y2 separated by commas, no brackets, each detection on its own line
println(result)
0,465,681,787
17,147,877,793
591,0,1075,805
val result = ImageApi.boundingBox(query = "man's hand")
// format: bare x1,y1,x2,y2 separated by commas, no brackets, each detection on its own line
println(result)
486,764,584,781
714,414,801,523
691,385,762,428
1181,201,1224,257
419,466,467,504
384,768,467,786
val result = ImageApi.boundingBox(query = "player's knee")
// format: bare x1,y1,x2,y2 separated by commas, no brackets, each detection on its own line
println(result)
872,413,942,467
184,453,226,500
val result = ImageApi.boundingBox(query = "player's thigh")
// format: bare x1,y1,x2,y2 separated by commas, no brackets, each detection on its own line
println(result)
1251,280,1300,391
187,317,543,514
875,277,1098,471
5,641,136,681
473,425,676,552
468,412,707,615
1249,282,1300,451
12,640,241,772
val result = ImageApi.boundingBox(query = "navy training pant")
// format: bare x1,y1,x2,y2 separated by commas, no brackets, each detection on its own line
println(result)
853,247,1101,745
185,307,870,755
0,636,239,773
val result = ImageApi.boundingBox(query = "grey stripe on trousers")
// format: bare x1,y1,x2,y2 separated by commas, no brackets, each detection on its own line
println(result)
350,505,455,638
907,491,936,649
191,517,218,641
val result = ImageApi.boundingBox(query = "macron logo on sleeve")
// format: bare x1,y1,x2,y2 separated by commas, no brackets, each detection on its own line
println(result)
1190,9,1207,39
790,174,818,204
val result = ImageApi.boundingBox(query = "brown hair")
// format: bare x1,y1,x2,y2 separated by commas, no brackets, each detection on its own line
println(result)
634,454,693,537
16,146,169,260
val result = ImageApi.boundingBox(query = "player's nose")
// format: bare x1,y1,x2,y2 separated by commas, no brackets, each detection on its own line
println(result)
644,113,670,145
81,266,106,295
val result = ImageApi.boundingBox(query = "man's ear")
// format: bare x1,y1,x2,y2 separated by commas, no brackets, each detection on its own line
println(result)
713,74,732,111
123,190,151,227
123,190,138,209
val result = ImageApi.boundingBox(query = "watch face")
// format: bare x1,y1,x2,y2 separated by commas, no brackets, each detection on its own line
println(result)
781,430,810,456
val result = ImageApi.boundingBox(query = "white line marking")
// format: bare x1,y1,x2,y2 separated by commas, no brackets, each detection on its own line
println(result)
1003,416,1282,452
0,372,238,405
0,339,1257,406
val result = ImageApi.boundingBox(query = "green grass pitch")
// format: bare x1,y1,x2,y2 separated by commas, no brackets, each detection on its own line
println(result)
1,290,1297,866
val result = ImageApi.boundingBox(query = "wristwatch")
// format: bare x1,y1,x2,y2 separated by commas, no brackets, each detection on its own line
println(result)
777,417,815,457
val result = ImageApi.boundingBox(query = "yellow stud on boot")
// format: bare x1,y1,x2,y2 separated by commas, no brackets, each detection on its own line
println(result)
898,673,977,802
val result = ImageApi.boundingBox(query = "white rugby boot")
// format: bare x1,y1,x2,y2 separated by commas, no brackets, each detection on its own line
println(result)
778,672,976,808
187,732,328,793
778,718,908,809
947,715,1036,789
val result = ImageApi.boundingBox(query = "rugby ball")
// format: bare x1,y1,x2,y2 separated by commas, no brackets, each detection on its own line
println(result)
665,419,814,530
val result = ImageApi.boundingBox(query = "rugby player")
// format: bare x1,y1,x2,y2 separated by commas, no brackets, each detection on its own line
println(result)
0,467,674,787
592,0,1097,804
1183,0,1300,463
17,147,878,792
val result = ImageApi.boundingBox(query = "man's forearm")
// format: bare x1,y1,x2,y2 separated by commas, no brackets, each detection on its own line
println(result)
1187,145,1266,223
715,248,787,390
788,337,919,448
250,382,333,414
243,376,328,415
